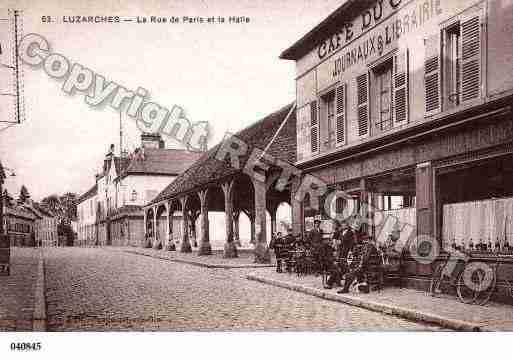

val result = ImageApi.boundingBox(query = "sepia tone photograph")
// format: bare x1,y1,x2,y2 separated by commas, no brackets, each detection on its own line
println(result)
1,0,513,355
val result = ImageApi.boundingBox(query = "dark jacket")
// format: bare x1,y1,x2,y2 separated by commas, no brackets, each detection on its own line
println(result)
309,227,323,249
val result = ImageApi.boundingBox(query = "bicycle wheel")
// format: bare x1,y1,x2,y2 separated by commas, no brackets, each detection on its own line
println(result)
456,271,478,304
430,263,450,297
474,267,497,306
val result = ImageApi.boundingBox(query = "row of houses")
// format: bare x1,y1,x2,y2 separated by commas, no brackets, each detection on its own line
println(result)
78,0,513,299
75,133,202,248
2,199,58,247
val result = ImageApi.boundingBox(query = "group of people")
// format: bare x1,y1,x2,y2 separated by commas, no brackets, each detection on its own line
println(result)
270,219,382,294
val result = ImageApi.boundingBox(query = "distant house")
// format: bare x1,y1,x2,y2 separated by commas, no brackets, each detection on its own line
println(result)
77,132,203,248
2,205,36,247
22,201,58,247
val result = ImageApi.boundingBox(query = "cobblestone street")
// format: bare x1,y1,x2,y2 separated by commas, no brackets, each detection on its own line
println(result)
43,247,442,331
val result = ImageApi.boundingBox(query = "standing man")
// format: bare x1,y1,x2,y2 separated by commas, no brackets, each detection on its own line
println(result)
309,219,323,274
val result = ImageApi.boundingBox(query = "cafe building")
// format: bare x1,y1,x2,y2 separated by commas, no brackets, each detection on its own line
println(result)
281,0,513,296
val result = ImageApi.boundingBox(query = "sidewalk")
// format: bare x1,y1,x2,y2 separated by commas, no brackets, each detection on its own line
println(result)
107,246,275,269
0,247,46,331
247,268,513,331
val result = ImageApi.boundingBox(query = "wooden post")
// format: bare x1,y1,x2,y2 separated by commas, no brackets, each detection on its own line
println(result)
221,180,237,258
180,196,192,253
252,177,270,263
198,189,211,255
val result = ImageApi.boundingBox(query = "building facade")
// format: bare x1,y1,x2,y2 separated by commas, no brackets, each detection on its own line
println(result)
77,133,202,248
23,201,58,247
2,206,36,247
281,0,513,296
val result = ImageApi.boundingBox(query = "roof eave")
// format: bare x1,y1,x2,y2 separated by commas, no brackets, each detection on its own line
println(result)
279,0,371,61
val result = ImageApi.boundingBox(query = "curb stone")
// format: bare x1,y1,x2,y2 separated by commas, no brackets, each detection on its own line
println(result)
32,249,47,331
246,274,484,332
116,248,275,269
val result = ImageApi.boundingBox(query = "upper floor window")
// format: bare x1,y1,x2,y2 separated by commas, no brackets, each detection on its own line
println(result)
444,22,461,109
372,59,393,132
425,4,483,116
131,190,137,202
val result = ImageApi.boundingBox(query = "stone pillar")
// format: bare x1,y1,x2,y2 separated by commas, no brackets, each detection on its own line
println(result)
416,162,434,240
290,176,303,237
252,178,270,263
233,210,241,247
166,201,176,251
250,213,255,245
222,180,238,258
152,206,161,249
142,209,147,248
360,178,369,235
270,208,277,238
198,189,212,256
180,196,192,253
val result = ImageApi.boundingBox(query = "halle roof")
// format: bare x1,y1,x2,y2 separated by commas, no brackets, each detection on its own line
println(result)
150,103,297,205
77,184,98,204
280,0,374,60
120,148,203,178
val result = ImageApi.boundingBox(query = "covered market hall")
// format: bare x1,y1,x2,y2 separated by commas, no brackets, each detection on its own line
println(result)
142,103,297,262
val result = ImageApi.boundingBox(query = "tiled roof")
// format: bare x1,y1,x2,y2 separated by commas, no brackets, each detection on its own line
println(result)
120,148,203,178
33,202,56,217
4,205,36,220
150,103,297,205
77,184,98,204
114,157,131,175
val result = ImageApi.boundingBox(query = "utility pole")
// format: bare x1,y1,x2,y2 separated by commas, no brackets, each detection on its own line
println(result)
119,111,123,156
0,9,23,125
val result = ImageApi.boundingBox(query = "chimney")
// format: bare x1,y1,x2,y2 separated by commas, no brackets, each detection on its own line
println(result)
141,133,165,149
103,144,115,174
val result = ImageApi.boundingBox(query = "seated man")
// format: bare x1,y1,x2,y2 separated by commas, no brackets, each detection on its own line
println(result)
337,233,381,294
325,220,356,288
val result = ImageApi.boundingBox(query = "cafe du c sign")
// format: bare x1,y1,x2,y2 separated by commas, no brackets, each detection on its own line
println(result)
317,0,442,60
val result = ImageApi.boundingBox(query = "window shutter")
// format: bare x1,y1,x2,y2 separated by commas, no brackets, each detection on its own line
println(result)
335,84,346,146
356,73,369,137
424,33,441,116
393,49,409,125
459,14,481,104
310,100,319,154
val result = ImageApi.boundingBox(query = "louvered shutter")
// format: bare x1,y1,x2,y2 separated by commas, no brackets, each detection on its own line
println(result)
356,73,369,137
335,84,346,146
310,100,319,154
393,49,409,125
459,14,481,104
424,33,441,116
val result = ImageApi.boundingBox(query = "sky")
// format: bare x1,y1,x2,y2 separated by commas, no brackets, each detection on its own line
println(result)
0,0,344,201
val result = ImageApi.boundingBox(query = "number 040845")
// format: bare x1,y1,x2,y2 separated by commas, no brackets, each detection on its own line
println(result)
10,342,42,351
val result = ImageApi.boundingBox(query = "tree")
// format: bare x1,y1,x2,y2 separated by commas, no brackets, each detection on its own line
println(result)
2,189,13,207
41,194,61,217
60,192,78,222
18,185,30,203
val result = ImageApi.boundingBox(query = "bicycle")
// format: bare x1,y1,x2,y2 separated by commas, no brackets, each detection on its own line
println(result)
430,252,513,305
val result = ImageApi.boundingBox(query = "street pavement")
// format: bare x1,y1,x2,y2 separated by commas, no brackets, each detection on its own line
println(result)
0,248,40,331
43,247,442,331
